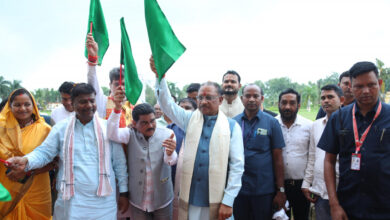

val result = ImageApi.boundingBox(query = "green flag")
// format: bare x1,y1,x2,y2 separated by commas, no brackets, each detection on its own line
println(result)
145,0,186,81
120,18,143,105
0,183,11,202
84,0,109,65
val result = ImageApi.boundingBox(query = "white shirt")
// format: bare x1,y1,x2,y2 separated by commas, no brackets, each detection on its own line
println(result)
277,115,312,180
301,116,339,199
219,96,244,118
50,105,75,125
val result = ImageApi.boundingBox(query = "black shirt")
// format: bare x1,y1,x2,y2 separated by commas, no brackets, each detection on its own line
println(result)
318,100,390,219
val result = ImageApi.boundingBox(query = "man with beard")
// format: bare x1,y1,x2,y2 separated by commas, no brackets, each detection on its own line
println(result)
319,61,390,220
51,81,75,125
6,83,129,219
233,84,286,220
316,71,354,119
219,70,244,118
150,56,244,220
301,84,344,220
276,88,312,220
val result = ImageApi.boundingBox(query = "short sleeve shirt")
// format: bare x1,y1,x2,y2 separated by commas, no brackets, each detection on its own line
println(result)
318,100,390,219
234,110,285,195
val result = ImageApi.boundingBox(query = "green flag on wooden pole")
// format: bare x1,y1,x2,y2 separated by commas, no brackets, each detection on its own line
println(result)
145,0,186,81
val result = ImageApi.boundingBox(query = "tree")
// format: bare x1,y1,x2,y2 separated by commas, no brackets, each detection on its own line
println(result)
316,72,339,104
0,76,11,100
167,81,185,101
263,77,298,107
9,80,22,92
102,86,110,96
32,88,60,110
299,82,318,108
376,58,390,93
145,84,156,105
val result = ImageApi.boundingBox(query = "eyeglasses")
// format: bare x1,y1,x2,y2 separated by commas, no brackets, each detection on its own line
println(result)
196,95,219,101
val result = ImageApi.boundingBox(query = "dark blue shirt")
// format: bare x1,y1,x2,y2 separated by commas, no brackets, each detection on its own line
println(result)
315,107,326,120
318,100,390,219
234,110,285,196
167,123,185,185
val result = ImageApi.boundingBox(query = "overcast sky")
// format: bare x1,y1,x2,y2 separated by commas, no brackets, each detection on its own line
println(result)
1,0,390,92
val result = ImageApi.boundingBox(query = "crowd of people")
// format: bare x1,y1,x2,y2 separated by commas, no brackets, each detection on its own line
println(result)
0,34,388,220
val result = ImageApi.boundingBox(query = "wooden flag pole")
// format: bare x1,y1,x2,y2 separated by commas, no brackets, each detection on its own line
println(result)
90,22,93,34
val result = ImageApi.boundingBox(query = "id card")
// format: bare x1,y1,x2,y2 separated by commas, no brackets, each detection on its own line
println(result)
351,153,361,171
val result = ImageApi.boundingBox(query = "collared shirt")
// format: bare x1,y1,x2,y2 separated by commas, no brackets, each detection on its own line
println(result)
50,105,75,125
318,100,390,219
219,97,244,118
156,117,168,128
302,116,339,199
107,112,177,212
276,115,312,180
155,78,244,207
234,110,285,195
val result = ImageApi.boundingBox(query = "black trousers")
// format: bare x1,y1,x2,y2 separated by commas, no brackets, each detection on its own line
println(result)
285,179,310,220
233,193,274,220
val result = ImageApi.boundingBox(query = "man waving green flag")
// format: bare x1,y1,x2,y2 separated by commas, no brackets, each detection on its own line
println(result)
84,0,109,65
120,18,143,105
145,0,186,81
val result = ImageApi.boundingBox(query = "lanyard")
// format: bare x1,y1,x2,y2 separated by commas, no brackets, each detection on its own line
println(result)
241,118,258,144
352,102,382,153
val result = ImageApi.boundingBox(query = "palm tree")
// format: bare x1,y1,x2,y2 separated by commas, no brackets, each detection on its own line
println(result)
0,76,11,100
9,80,22,92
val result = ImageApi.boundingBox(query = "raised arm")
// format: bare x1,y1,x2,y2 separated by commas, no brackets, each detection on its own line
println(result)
107,86,131,144
86,33,107,118
150,56,192,131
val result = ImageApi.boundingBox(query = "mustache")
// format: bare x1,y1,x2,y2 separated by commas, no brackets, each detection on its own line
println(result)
147,128,155,132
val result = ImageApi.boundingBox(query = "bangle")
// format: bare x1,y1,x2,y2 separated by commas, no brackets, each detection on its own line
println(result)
88,54,98,62
87,60,98,66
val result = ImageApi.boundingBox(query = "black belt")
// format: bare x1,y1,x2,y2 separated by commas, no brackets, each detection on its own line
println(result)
284,179,303,186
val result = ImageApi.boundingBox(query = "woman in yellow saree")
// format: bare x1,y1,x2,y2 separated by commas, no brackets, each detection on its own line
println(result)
0,88,53,219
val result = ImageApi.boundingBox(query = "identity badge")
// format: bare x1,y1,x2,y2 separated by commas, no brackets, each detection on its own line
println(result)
257,128,268,136
351,153,361,171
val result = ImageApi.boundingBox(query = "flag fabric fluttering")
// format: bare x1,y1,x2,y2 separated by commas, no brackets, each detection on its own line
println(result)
84,0,109,65
120,18,143,105
145,0,186,81
0,183,11,202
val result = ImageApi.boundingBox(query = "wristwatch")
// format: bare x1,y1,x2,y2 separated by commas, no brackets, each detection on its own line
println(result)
278,187,285,193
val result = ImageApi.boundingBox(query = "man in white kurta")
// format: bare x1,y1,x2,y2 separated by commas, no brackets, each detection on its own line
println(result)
219,71,244,118
51,81,76,125
7,83,129,220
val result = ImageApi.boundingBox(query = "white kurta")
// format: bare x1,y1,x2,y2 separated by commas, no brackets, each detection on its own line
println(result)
25,117,128,220
219,97,244,118
50,105,75,125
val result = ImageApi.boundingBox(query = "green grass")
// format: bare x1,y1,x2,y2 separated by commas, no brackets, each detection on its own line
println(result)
265,106,319,121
